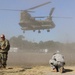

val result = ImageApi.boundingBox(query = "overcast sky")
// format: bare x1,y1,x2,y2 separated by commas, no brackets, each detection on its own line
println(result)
0,0,75,43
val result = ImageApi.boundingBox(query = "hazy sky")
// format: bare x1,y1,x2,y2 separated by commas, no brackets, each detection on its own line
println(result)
0,0,75,43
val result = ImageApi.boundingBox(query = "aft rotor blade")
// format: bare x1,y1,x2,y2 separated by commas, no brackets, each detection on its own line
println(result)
49,8,55,16
52,16,73,19
33,16,72,19
27,1,51,10
33,16,46,18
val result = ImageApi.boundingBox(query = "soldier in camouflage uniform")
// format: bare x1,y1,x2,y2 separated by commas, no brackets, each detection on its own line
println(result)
49,51,65,73
0,34,10,68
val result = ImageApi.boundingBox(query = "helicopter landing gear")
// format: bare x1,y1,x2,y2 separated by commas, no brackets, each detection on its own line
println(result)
38,30,41,33
47,29,50,32
23,30,25,33
33,30,35,32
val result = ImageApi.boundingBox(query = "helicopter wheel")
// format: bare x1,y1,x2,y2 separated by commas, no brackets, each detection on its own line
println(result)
33,30,35,32
38,30,41,33
47,29,50,32
23,30,25,33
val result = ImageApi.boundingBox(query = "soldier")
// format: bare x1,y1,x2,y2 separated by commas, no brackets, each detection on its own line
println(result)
49,51,65,73
0,34,10,68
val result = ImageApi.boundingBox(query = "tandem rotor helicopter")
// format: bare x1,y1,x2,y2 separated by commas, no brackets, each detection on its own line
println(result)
19,1,55,33
0,1,72,33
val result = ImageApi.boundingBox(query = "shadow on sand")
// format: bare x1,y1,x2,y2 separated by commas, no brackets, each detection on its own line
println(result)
64,68,73,73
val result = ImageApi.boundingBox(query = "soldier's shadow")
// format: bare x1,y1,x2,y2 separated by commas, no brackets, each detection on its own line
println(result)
64,68,73,73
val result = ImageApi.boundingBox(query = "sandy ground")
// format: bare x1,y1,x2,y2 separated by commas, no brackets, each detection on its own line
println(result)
0,66,75,75
3,52,75,75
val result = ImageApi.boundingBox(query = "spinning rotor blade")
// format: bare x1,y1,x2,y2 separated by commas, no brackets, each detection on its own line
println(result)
49,7,55,16
33,16,45,18
0,9,21,11
33,16,72,19
52,16,72,19
27,1,51,10
0,9,35,12
0,1,51,12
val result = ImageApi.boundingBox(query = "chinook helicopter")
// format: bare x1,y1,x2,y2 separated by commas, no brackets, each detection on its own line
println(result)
19,7,55,33
0,1,71,33
19,2,55,33
19,2,71,33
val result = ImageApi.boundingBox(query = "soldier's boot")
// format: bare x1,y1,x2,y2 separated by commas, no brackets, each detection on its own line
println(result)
51,68,57,72
2,60,7,69
59,67,64,73
2,63,6,69
0,64,2,69
0,60,3,69
55,66,59,72
2,64,6,69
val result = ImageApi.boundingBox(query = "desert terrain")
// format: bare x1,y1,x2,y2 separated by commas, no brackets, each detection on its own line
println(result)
0,66,75,75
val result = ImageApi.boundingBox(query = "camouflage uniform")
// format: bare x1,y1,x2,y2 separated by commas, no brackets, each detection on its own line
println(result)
0,39,10,68
49,51,65,72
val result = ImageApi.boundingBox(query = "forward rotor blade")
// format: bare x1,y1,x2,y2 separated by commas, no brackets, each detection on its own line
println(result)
0,9,22,11
27,1,51,10
49,8,55,16
0,1,51,12
0,9,35,12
